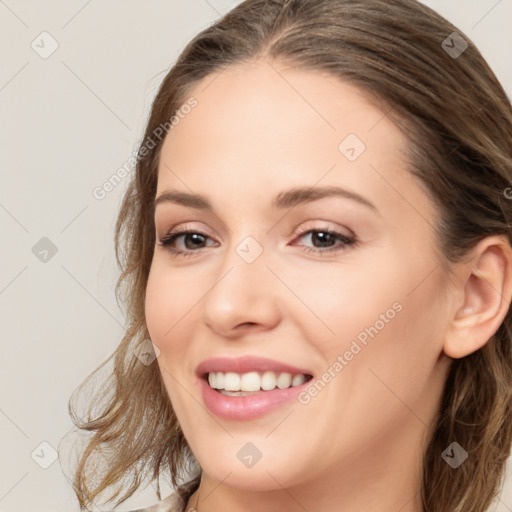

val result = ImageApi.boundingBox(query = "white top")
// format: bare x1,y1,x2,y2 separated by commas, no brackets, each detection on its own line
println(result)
129,490,185,512
127,468,201,512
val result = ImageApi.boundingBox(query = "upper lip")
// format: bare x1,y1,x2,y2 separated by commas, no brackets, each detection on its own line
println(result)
196,356,313,378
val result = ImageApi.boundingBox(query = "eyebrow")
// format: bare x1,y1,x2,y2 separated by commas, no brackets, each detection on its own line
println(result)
154,186,378,213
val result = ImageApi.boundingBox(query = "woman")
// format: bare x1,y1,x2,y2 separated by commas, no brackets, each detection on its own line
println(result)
68,1,512,511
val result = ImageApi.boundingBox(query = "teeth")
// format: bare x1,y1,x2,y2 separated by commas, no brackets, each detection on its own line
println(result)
240,371,261,391
292,374,306,386
261,371,277,390
276,372,292,389
207,371,309,392
224,372,240,391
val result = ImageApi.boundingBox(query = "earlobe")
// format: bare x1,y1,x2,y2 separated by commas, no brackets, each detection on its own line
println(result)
443,236,512,359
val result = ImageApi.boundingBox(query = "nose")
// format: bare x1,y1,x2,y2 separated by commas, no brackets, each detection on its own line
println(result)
201,239,282,338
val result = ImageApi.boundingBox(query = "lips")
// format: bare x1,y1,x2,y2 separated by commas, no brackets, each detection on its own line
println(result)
195,356,314,420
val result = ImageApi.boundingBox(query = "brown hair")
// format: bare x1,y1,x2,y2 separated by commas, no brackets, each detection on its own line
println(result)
69,1,512,510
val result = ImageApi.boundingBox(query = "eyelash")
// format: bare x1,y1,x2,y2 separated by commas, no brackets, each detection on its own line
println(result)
157,226,357,258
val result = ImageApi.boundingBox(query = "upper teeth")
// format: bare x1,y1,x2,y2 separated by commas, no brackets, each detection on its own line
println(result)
208,371,307,392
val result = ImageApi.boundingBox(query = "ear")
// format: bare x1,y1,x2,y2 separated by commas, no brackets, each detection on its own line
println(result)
443,235,512,359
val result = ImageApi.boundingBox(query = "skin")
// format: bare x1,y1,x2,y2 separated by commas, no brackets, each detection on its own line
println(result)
144,59,512,512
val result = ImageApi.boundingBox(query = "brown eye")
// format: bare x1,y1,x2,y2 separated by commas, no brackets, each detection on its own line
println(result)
291,227,356,255
158,230,217,257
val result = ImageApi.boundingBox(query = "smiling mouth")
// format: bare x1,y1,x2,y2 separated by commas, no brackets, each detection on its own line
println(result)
205,371,313,396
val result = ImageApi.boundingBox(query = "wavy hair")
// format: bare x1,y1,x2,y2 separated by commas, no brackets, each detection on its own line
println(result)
69,1,512,510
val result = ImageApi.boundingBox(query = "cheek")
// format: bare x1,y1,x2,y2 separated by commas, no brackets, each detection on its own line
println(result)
339,268,449,418
306,276,448,458
144,259,211,407
145,265,197,414
144,259,199,345
292,255,403,357
313,249,447,399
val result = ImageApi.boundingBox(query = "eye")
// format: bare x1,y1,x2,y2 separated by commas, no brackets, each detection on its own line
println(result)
157,225,357,258
157,228,217,258
290,226,356,255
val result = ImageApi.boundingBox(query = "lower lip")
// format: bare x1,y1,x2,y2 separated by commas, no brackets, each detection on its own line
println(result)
199,377,309,420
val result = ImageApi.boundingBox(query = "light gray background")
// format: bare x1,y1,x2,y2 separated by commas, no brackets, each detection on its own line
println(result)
0,1,511,511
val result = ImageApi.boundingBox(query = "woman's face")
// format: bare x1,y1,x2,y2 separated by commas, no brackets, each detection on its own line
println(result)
145,60,454,492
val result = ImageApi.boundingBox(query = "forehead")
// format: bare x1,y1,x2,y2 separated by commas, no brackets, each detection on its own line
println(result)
163,60,399,159
156,60,428,223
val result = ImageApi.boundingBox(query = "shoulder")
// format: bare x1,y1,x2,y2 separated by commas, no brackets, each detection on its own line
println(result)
128,491,184,512
127,471,201,512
